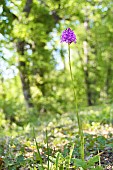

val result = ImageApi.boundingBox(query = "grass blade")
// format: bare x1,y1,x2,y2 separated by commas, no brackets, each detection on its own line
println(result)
33,127,44,170
46,130,50,170
55,152,60,170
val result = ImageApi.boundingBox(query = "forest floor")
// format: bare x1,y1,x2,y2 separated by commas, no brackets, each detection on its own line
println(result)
0,106,113,169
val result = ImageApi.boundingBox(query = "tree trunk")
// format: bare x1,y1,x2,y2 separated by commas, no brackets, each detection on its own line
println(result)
83,14,93,106
17,0,33,108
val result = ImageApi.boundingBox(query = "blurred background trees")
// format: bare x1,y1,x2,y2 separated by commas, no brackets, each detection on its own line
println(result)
0,0,113,124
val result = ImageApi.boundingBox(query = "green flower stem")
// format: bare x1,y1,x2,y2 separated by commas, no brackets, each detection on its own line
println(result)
68,44,84,160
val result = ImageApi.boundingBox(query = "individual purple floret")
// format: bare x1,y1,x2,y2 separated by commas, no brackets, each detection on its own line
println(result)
61,28,76,44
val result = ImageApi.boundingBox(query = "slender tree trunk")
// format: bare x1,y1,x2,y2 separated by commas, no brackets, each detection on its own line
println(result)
84,66,93,106
1,77,7,115
83,14,93,106
106,60,112,97
17,0,33,108
78,49,93,106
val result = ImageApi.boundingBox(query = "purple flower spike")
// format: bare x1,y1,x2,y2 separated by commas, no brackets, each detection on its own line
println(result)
61,28,76,44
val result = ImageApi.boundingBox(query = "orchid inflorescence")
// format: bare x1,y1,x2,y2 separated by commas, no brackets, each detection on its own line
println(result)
61,28,76,44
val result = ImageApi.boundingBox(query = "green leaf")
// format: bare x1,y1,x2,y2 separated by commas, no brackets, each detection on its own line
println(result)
105,143,113,148
87,155,99,166
16,155,25,164
37,164,45,170
73,158,87,169
90,166,104,170
96,136,106,146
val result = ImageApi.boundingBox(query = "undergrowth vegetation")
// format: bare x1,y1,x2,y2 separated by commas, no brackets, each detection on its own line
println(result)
0,105,113,169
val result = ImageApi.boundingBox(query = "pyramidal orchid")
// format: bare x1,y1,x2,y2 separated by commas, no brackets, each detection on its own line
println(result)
61,28,84,161
61,28,76,44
